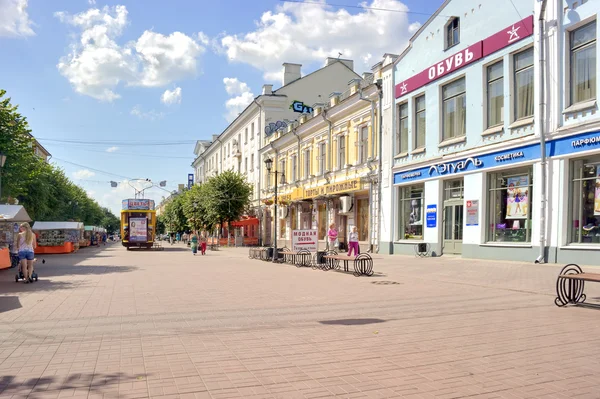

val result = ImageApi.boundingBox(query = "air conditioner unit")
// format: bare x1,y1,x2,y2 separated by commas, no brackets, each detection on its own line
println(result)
278,206,289,219
339,196,353,214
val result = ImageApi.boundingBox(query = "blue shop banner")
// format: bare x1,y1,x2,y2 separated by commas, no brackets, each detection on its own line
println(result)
426,205,437,228
548,130,600,157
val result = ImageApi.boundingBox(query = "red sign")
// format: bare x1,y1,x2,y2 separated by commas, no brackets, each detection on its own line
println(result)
395,15,534,99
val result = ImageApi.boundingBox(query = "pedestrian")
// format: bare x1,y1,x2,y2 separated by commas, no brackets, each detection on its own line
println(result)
327,223,338,250
102,233,107,246
199,232,207,255
347,226,360,257
16,222,37,284
190,231,199,255
176,232,181,243
182,233,188,245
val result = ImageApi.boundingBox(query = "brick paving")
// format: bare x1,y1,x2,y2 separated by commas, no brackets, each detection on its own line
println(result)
1,243,600,398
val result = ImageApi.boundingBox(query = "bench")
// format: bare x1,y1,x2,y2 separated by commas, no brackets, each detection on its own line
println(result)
248,248,263,259
323,253,374,277
279,249,312,267
555,264,600,307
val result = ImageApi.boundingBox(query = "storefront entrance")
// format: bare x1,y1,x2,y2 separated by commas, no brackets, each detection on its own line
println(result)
443,179,464,255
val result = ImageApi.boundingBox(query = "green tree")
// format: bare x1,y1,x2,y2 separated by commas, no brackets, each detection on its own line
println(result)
182,184,215,232
100,207,120,233
163,193,187,233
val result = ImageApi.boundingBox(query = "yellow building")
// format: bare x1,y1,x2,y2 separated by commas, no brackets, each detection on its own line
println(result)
260,75,381,251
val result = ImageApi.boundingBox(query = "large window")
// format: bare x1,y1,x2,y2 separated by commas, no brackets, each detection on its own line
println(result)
446,17,460,49
319,142,327,174
569,157,600,244
251,123,254,140
291,155,297,182
514,48,534,120
398,185,424,240
280,160,286,181
415,95,426,149
359,126,369,163
487,167,533,243
244,128,248,143
442,78,466,140
357,198,370,241
338,135,346,169
250,154,254,171
397,103,408,154
571,21,597,105
304,149,311,178
487,61,504,127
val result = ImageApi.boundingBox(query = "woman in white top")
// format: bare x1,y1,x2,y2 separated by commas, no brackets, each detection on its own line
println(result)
16,222,37,283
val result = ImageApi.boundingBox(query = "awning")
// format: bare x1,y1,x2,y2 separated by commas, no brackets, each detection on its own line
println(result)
230,217,259,227
0,205,32,222
33,221,84,230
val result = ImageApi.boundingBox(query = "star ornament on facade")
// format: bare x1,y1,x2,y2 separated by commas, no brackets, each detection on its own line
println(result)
507,24,521,43
400,82,408,94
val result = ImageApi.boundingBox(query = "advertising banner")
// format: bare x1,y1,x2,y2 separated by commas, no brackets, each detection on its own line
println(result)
506,176,529,219
291,230,318,252
129,218,147,242
122,199,153,210
466,200,479,226
595,166,600,216
188,173,194,189
426,205,437,228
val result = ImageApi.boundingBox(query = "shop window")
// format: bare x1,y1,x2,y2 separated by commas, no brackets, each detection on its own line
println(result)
487,61,504,128
338,135,346,169
445,17,460,50
280,219,286,239
415,95,426,149
291,207,297,230
397,103,408,154
514,48,534,120
359,126,369,163
318,203,327,240
397,185,424,240
356,198,370,241
487,167,533,243
442,78,466,140
570,21,597,105
569,157,600,244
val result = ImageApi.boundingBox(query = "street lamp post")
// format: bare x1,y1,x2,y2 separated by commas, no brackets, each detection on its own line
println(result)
0,152,6,203
264,158,285,263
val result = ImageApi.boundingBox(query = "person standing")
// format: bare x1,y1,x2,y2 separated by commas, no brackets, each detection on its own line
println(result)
199,233,207,255
190,231,199,255
16,222,37,284
347,226,360,257
327,223,338,250
176,232,181,243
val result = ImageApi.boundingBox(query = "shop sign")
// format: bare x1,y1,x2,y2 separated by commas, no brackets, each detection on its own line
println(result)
129,218,147,242
426,205,437,228
466,200,479,226
188,173,194,189
265,188,304,204
292,229,318,252
394,143,539,184
549,130,600,157
395,15,533,99
291,100,313,114
122,199,154,210
304,178,361,198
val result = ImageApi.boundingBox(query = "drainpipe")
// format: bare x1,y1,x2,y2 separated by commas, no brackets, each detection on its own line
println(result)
376,79,383,253
269,142,279,248
214,137,224,238
359,85,378,251
253,99,263,246
535,0,548,264
322,110,334,248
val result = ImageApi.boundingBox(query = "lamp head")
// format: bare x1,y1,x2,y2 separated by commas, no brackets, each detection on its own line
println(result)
264,157,273,172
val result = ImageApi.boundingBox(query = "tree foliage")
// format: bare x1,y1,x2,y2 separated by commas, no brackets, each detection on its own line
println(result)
0,90,119,225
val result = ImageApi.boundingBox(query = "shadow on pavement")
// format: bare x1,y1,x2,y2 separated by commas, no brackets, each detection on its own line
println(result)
0,280,77,294
40,265,137,278
0,372,152,398
0,296,21,313
319,318,388,326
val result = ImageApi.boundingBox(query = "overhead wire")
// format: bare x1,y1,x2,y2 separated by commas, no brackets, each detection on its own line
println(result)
279,0,454,17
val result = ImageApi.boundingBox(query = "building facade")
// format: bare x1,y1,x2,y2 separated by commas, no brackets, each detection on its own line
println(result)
261,77,381,251
379,0,600,265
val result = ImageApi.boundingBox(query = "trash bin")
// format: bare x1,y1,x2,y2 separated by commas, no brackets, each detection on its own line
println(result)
316,251,326,265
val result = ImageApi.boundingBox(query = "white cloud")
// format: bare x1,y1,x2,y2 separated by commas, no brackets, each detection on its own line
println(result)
161,87,182,105
73,169,96,179
219,0,419,81
131,105,165,121
0,0,35,37
55,5,206,101
223,78,254,122
88,0,96,4
106,146,119,152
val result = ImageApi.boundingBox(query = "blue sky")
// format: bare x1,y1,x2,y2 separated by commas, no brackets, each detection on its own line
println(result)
0,0,442,215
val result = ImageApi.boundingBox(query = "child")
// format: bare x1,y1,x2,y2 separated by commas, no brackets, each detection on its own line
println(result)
347,226,360,257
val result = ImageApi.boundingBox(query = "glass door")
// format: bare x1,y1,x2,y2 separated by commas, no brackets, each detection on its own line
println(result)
443,203,464,254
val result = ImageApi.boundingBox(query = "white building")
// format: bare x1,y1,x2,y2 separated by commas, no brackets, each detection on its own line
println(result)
194,58,361,244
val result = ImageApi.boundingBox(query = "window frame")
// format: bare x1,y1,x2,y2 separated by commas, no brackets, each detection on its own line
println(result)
486,60,504,128
568,156,600,245
513,47,534,121
569,20,597,106
397,184,424,241
359,126,369,164
397,102,409,155
319,142,327,175
414,95,426,149
304,149,311,178
291,154,297,182
250,123,255,140
445,17,460,50
338,135,346,170
441,77,467,141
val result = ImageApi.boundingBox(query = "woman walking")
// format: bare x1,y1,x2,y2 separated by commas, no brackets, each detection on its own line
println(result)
327,223,338,250
347,226,360,257
190,231,199,255
16,222,37,284
199,233,207,255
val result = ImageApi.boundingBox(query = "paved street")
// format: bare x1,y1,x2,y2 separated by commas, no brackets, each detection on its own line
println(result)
1,243,600,399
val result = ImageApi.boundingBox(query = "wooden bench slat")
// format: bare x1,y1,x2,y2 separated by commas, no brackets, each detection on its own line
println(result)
323,255,355,261
559,273,600,282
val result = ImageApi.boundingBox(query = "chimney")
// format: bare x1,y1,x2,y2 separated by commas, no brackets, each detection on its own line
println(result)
330,92,341,107
362,72,373,81
312,103,325,117
326,57,354,71
282,63,302,86
262,84,273,95
348,78,361,95
212,134,219,142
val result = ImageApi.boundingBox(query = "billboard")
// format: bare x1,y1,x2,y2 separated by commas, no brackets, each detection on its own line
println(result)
291,229,318,252
129,218,147,242
122,199,154,210
188,173,194,189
